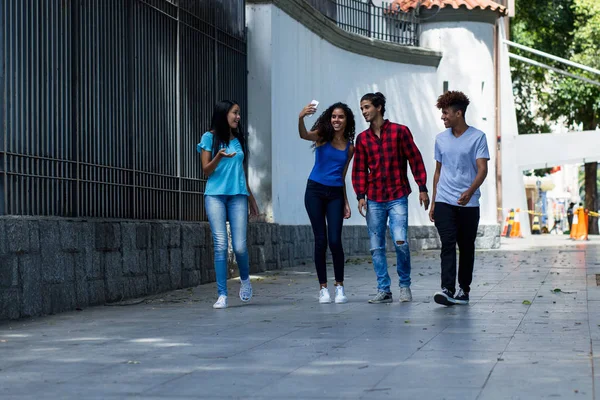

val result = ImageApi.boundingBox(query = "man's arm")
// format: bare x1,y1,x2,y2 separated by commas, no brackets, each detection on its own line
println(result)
400,126,429,210
352,135,369,217
342,145,355,218
429,161,442,222
351,135,368,199
457,134,490,206
457,158,488,206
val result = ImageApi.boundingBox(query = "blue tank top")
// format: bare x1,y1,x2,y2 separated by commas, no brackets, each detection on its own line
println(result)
308,141,350,187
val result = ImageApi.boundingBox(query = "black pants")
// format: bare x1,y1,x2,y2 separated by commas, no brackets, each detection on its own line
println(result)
304,180,345,284
433,202,480,294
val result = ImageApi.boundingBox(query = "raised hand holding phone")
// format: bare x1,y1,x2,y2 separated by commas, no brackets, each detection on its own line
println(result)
308,100,319,117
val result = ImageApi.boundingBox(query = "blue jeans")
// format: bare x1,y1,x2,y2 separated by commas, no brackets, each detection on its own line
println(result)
205,195,250,296
366,196,411,293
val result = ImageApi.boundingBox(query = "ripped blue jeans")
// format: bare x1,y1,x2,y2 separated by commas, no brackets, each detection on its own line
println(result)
366,196,411,293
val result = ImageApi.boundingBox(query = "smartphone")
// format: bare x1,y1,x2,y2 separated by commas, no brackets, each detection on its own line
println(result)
308,100,319,117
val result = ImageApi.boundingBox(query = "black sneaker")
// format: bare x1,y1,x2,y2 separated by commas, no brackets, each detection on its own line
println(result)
450,288,469,305
434,288,455,306
368,291,393,304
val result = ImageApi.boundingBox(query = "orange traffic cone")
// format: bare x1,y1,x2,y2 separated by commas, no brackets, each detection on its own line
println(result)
573,208,589,241
510,208,523,238
570,209,579,239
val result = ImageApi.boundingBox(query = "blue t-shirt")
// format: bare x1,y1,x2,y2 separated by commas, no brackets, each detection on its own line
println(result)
308,141,350,187
434,127,490,207
197,132,249,196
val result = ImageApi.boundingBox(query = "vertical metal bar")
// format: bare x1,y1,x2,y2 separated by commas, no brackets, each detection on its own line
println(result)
128,0,136,219
29,0,37,216
214,2,219,102
15,0,22,214
52,0,58,216
71,0,79,217
1,0,6,215
176,7,182,221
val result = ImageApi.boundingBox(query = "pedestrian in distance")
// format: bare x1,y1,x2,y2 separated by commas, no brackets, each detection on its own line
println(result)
567,202,575,232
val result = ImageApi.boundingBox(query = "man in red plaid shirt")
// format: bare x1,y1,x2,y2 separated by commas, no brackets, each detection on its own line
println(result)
352,92,430,304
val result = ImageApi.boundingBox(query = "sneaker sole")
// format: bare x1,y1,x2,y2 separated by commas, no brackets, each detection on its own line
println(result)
319,300,332,304
335,298,348,304
434,293,454,306
368,299,393,304
239,294,252,303
451,299,469,305
399,298,412,303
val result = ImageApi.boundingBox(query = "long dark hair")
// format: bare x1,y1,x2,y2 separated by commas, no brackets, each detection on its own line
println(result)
310,102,356,147
360,92,386,117
210,100,247,164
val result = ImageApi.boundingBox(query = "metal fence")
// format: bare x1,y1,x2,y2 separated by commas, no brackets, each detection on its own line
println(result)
0,0,247,221
308,0,420,46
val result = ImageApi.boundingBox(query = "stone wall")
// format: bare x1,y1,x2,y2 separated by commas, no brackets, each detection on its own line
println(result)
0,216,499,320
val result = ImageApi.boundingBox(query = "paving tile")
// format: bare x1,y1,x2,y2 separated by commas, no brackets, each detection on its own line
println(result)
2,237,600,399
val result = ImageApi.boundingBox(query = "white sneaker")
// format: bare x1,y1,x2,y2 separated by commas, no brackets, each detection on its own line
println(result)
319,288,331,304
334,285,348,304
213,295,228,309
239,278,253,302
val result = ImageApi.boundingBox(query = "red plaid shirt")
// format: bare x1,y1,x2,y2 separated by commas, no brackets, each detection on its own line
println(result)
352,120,428,202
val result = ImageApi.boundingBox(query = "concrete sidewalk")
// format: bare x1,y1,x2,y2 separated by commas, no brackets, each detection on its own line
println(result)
1,236,599,399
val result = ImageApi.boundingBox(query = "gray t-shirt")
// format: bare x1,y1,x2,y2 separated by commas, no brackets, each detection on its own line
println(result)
434,127,490,207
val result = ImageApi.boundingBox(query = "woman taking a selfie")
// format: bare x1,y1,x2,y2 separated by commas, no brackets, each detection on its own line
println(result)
298,101,356,304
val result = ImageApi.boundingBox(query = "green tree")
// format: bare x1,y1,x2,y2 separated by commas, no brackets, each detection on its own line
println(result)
511,0,600,233
510,0,575,135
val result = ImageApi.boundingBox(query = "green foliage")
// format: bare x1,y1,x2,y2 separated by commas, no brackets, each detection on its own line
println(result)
510,0,599,133
523,168,554,177
546,0,600,129
510,0,576,135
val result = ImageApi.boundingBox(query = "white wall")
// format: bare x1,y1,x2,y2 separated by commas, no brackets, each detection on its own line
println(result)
498,17,530,234
247,4,499,228
246,5,274,220
269,5,438,226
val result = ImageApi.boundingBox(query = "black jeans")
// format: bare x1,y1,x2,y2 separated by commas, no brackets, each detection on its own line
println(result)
304,180,345,284
433,202,480,294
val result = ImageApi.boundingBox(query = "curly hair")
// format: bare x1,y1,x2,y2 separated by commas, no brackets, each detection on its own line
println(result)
436,91,470,116
310,102,356,146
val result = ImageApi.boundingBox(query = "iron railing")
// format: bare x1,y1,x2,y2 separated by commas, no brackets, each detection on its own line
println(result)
0,0,248,221
308,0,420,46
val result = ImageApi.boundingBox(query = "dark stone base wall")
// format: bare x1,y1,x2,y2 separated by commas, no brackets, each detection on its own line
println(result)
0,216,499,320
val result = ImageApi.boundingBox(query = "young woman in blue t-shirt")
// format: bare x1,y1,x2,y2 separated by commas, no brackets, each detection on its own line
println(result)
198,101,260,309
298,102,356,304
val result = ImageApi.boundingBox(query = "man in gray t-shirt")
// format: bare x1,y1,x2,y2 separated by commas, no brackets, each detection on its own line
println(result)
429,91,490,306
